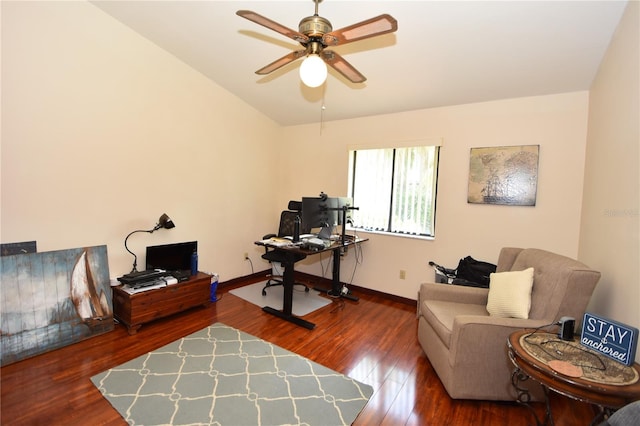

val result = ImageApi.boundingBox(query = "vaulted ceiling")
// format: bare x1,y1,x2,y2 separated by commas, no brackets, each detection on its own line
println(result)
91,1,628,126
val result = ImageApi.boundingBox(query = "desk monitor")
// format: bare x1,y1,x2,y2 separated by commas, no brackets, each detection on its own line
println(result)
146,241,197,273
301,196,338,233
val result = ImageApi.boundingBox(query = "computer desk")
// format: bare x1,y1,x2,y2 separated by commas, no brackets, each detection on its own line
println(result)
254,236,368,329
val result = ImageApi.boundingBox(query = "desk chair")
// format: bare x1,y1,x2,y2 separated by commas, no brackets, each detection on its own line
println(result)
261,202,310,296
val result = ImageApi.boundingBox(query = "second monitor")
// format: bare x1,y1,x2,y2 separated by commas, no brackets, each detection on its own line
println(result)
301,196,354,233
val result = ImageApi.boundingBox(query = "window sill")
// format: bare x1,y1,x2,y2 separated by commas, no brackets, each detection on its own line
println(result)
349,227,435,241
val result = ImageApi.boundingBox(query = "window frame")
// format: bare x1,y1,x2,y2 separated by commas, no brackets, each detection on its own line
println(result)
347,144,440,239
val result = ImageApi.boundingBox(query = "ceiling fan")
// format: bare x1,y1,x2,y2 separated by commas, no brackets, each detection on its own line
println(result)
236,0,398,87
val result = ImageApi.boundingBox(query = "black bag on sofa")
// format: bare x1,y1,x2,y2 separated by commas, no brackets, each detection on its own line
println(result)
454,256,496,288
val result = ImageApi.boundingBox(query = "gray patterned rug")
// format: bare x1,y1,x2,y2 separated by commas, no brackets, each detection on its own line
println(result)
91,323,373,426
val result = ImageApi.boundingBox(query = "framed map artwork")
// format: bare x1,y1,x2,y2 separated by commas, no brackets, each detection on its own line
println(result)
468,145,539,206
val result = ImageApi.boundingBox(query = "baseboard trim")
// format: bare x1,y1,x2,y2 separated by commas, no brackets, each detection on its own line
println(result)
295,271,417,307
218,270,270,289
219,270,417,308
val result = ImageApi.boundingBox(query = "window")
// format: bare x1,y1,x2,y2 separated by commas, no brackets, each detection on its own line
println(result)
348,145,440,237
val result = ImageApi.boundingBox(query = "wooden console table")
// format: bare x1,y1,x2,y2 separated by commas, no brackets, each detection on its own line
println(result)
507,329,640,425
112,272,212,335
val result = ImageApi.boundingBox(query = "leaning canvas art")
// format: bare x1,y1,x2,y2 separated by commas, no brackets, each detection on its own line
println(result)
0,245,113,366
468,145,540,206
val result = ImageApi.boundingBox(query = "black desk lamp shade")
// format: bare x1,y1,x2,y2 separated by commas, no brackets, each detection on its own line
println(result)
124,213,175,273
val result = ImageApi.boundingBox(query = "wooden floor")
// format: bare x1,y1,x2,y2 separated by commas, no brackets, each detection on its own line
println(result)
1,274,596,425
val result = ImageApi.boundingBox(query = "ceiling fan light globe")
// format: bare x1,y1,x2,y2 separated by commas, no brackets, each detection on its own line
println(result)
299,54,327,87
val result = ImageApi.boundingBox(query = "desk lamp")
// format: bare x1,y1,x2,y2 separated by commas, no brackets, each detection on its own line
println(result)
124,213,175,273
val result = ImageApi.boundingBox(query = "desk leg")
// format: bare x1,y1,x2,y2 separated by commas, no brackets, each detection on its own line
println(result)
262,258,315,330
314,247,359,302
511,368,554,426
282,259,294,315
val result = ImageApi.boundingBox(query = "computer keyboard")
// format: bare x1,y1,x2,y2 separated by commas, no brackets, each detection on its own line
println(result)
118,269,166,285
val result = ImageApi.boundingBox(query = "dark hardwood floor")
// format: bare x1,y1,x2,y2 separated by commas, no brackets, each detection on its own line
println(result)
1,274,596,425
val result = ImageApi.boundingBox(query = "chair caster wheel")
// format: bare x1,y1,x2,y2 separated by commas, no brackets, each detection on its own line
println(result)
262,290,267,296
304,287,310,292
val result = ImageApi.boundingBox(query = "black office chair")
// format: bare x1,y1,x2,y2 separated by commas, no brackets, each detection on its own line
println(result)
261,202,310,296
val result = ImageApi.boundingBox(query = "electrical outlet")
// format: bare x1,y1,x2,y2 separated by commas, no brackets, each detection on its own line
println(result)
244,252,249,260
399,270,406,279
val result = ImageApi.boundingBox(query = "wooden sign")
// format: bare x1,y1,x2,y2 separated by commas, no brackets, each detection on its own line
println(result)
580,313,638,366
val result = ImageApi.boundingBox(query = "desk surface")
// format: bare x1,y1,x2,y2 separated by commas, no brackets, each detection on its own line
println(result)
256,236,368,255
508,330,640,408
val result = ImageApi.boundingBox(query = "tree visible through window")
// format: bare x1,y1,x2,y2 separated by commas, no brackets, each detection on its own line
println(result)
348,146,439,237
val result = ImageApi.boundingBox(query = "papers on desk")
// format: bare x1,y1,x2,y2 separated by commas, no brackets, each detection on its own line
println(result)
258,234,346,249
121,282,167,294
259,237,293,247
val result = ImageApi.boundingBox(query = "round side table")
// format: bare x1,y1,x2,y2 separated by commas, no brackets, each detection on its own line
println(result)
507,329,640,426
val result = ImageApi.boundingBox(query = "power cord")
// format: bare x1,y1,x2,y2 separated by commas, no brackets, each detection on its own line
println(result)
523,323,608,372
245,256,254,274
346,229,364,286
329,230,364,300
524,322,560,340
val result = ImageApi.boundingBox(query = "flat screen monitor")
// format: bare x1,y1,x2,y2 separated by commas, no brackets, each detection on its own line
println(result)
145,241,197,272
301,196,338,232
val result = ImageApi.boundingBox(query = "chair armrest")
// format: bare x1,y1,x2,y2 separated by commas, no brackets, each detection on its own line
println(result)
419,282,489,306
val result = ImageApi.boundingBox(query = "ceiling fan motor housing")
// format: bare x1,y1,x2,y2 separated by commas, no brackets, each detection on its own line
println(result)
299,15,332,38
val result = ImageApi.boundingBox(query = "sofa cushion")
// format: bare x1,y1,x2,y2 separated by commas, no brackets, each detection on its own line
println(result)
422,300,490,349
486,267,535,319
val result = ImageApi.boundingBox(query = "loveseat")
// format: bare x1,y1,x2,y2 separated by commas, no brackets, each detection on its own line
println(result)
417,247,601,401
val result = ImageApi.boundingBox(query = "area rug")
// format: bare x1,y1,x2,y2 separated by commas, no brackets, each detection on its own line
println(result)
229,281,331,317
91,323,373,426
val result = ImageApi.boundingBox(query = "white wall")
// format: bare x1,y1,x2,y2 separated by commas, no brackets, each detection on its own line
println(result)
279,92,591,299
1,1,281,281
579,2,639,361
2,1,634,331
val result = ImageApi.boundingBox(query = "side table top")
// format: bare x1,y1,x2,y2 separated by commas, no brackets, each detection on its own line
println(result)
508,329,640,408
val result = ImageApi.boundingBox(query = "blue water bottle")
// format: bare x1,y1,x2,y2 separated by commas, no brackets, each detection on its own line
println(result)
190,250,198,276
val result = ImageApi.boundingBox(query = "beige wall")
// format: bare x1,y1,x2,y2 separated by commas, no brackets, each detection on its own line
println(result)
2,0,636,347
1,1,281,280
579,2,639,361
280,92,591,299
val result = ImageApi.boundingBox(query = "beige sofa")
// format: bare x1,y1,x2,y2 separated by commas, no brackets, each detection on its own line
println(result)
417,247,601,401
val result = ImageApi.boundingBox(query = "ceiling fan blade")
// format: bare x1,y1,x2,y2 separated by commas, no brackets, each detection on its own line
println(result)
321,50,366,84
237,10,309,44
256,50,308,75
323,14,397,46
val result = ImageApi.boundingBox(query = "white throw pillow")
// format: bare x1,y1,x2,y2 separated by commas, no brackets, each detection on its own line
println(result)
486,267,535,319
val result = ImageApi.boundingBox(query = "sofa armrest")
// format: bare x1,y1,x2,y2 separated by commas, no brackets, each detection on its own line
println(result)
419,282,489,306
449,316,551,365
